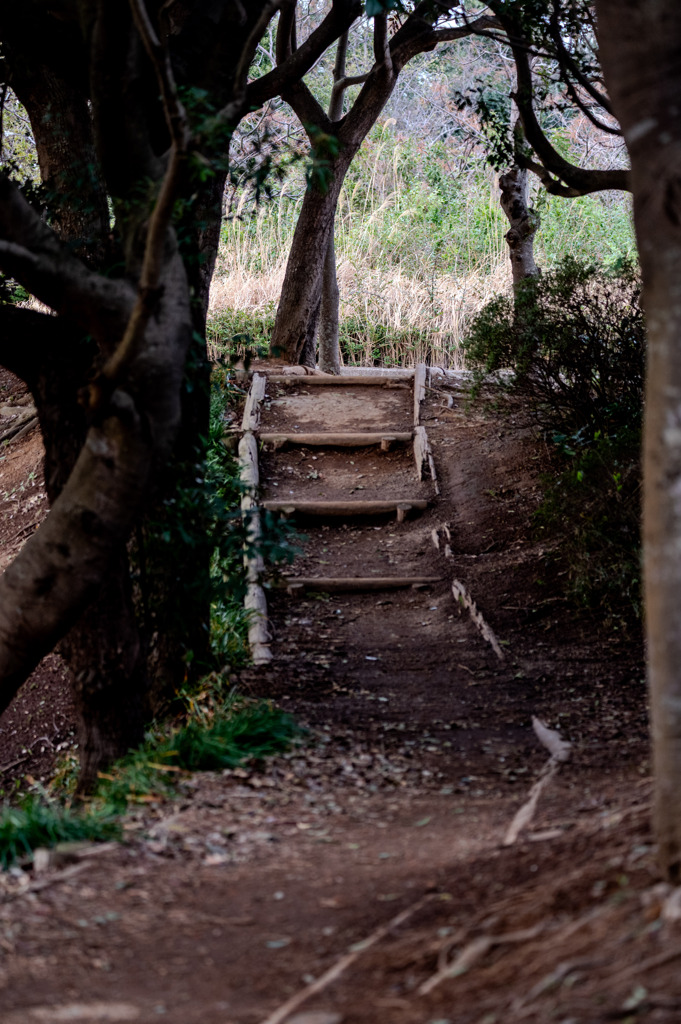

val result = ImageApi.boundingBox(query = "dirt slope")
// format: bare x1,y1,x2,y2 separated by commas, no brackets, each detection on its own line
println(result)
0,369,668,1024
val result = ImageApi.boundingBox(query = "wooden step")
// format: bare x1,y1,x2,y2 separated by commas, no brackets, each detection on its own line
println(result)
262,499,429,521
266,374,412,386
259,431,412,449
279,576,442,593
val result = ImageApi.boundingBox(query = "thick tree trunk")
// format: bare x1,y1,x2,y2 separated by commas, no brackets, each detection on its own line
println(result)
270,154,352,365
499,166,540,290
11,67,110,266
61,549,147,793
596,0,681,880
318,226,342,374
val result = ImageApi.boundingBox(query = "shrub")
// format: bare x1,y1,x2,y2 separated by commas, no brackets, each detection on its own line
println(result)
464,256,644,436
464,257,644,628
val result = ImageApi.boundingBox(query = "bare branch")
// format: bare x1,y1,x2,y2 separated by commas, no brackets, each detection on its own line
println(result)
0,176,133,344
276,0,297,64
373,13,392,74
391,14,501,66
328,29,350,121
504,16,630,195
283,79,333,133
234,1,284,99
335,71,370,91
561,76,621,135
248,0,362,109
549,2,614,116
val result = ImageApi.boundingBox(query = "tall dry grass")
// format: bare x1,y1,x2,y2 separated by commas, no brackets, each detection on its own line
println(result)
209,177,512,368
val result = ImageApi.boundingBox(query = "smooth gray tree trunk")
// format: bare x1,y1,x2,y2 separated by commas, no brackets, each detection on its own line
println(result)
596,0,681,881
499,166,540,290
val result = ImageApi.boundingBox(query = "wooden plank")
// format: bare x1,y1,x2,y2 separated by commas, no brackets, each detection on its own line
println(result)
280,576,442,593
266,374,412,386
413,424,440,494
238,429,272,665
263,499,428,517
451,579,505,661
241,372,267,432
259,431,412,448
413,363,427,425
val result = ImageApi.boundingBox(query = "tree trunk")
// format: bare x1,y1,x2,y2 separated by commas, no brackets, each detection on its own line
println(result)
270,153,352,365
596,0,681,881
315,30,349,375
499,166,540,290
318,224,342,374
60,549,147,793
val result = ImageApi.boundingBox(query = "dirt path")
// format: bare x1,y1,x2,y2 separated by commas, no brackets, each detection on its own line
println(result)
1,368,671,1024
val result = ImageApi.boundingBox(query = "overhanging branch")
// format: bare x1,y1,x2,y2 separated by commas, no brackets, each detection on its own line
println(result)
0,175,134,345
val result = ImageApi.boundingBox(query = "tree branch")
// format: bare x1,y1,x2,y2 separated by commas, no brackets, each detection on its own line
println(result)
283,79,333,133
373,13,392,74
0,305,70,386
506,19,631,195
247,0,362,109
391,13,501,67
549,2,614,116
0,175,134,346
275,0,297,64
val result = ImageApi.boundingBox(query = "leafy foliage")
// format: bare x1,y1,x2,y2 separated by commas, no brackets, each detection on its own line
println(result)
465,257,644,626
464,256,644,434
0,797,119,870
91,689,301,812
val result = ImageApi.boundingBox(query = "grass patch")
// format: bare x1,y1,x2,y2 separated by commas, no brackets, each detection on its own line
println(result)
1,685,302,868
0,797,120,870
94,690,302,812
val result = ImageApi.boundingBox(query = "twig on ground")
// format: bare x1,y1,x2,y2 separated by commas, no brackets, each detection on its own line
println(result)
259,894,435,1024
503,717,572,846
418,923,544,996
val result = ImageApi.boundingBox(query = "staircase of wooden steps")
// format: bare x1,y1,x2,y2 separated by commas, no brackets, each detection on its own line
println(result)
237,365,439,664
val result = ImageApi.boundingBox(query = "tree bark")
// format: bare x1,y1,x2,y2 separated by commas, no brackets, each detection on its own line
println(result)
595,0,681,881
270,151,353,365
499,166,540,290
318,228,342,373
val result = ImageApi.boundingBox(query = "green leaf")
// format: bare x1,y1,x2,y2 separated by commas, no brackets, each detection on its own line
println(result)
365,0,403,15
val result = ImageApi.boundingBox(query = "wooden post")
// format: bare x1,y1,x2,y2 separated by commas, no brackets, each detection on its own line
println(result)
413,425,440,494
413,363,427,426
238,376,272,665
241,372,267,432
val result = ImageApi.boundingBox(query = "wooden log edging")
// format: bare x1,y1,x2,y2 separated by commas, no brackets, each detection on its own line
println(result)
265,373,413,386
433,524,506,661
413,425,440,495
413,363,427,426
238,376,272,665
241,372,267,432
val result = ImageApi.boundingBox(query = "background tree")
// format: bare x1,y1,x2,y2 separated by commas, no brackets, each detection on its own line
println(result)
269,1,499,369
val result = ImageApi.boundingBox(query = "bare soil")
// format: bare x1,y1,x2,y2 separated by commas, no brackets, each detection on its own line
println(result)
0,368,670,1024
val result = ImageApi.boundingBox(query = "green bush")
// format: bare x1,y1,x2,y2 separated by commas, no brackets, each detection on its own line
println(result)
464,256,644,435
464,257,644,627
